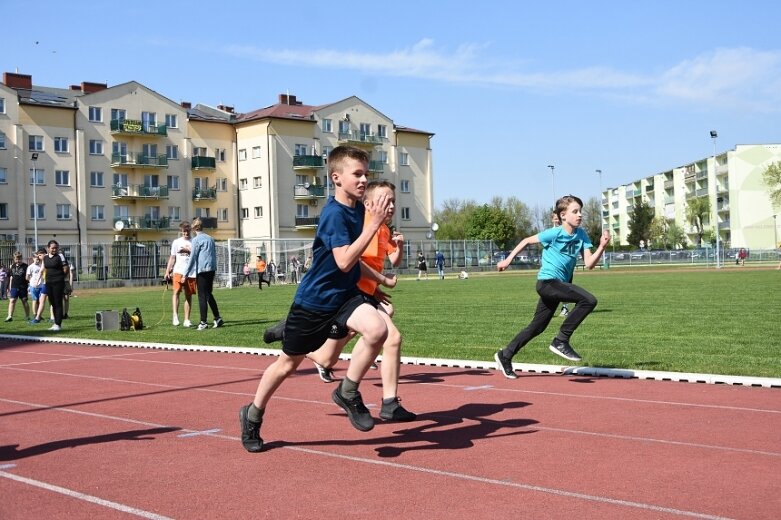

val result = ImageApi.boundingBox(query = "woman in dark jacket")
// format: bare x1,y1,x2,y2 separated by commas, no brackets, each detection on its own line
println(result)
43,240,69,331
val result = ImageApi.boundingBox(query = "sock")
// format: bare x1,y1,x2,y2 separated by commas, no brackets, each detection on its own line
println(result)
247,403,264,423
382,397,398,408
339,376,359,400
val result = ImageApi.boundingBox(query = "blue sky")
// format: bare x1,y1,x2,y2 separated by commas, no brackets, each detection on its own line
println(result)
5,0,780,211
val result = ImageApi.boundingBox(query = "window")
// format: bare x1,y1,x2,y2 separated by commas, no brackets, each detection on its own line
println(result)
253,176,262,188
294,144,308,156
111,108,126,122
0,132,5,149
165,114,178,128
142,143,158,161
252,146,261,159
30,168,44,185
54,137,69,153
0,97,4,113
141,111,156,132
89,140,103,155
401,207,410,220
91,205,104,220
57,204,71,220
168,206,181,221
296,204,310,218
193,177,207,190
339,120,350,134
113,173,128,187
216,148,226,162
399,152,409,166
167,175,180,190
55,170,70,186
29,135,44,151
322,146,332,160
88,106,103,122
113,141,127,158
216,178,227,191
115,205,129,219
194,208,210,218
143,174,159,188
239,178,248,190
0,168,6,183
359,123,371,136
241,208,249,219
322,118,332,133
218,208,228,221
238,149,247,161
0,203,7,219
166,145,179,160
254,206,263,218
378,150,388,164
192,147,206,157
400,180,410,193
30,203,45,220
378,124,387,138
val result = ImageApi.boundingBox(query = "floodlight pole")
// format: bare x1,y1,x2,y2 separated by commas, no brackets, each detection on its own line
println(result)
710,131,720,269
31,152,39,249
547,165,555,206
596,169,603,231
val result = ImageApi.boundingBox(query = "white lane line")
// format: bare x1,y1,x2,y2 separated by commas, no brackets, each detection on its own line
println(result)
0,398,735,520
178,428,221,438
0,470,173,520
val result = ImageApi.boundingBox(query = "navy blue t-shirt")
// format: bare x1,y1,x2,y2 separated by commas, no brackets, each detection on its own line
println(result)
294,197,364,311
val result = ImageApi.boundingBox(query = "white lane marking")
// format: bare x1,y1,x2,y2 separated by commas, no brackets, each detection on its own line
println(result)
0,470,173,520
178,428,221,438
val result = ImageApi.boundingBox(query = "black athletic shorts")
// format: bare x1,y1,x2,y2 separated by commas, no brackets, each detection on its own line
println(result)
282,293,378,356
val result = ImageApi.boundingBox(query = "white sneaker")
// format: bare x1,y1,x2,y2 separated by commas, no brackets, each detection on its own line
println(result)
197,322,208,331
559,306,569,317
183,319,192,328
173,316,180,326
48,324,61,331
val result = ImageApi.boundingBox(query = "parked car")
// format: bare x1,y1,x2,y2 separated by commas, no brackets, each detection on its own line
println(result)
630,250,648,260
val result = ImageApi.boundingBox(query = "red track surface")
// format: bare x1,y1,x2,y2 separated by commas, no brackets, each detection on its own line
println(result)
1,339,779,519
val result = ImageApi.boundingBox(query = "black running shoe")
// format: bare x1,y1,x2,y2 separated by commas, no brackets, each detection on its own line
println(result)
379,397,417,422
549,338,582,362
313,361,338,383
369,361,379,370
263,319,286,344
494,350,518,379
331,388,374,431
239,404,263,453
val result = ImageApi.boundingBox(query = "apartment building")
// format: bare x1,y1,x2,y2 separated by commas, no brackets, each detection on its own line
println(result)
602,143,781,249
0,73,435,251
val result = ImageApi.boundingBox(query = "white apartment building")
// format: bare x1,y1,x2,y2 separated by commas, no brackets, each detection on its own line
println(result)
602,143,781,249
0,74,434,251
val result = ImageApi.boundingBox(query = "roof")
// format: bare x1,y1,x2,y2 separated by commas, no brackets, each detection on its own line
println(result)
236,102,320,123
17,85,79,109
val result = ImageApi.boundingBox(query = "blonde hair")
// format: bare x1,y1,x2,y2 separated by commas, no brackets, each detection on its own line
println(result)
191,218,203,231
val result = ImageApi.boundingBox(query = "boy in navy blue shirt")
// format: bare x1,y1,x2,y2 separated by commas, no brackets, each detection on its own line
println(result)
494,195,610,379
239,146,392,452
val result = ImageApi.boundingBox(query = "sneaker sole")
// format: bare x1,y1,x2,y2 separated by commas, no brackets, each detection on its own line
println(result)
331,390,374,432
548,344,582,362
380,409,417,421
494,352,518,379
238,406,263,453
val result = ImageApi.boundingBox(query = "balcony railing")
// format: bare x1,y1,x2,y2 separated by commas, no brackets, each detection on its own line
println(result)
293,155,325,169
113,216,171,230
718,220,731,230
111,152,169,168
695,188,709,197
696,170,708,180
200,217,218,229
193,187,217,201
368,160,385,173
295,216,320,228
111,184,170,199
664,180,674,189
110,119,168,136
191,156,216,170
294,184,326,198
337,132,385,145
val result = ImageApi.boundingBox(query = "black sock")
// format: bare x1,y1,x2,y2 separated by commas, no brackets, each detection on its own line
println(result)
382,397,398,407
247,403,264,423
339,377,359,400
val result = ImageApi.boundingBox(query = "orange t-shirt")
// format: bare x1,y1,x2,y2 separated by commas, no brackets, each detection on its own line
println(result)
357,220,396,295
256,259,266,273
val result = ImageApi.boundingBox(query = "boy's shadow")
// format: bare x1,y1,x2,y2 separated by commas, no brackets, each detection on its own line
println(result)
390,369,493,385
270,401,537,458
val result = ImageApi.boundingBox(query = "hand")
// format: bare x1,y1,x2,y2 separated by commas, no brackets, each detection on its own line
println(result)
374,287,392,305
600,230,611,247
383,273,397,288
391,232,404,246
365,193,392,229
497,259,510,272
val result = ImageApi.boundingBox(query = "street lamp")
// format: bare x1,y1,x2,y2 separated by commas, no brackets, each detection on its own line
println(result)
547,165,555,206
31,152,39,248
596,169,603,231
710,131,720,269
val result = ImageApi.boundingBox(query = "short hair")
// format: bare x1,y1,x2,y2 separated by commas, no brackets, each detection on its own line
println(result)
179,221,191,231
47,240,59,248
328,146,370,174
13,251,22,259
191,218,203,231
365,179,396,199
554,195,584,221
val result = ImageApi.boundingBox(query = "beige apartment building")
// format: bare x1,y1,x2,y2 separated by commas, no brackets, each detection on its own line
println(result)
602,143,781,249
0,73,435,253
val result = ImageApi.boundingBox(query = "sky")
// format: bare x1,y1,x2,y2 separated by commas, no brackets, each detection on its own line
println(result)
4,0,781,212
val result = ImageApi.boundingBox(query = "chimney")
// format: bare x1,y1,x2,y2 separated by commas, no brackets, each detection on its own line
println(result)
279,94,289,104
217,104,234,113
70,85,82,91
81,81,108,94
181,101,192,109
3,72,32,90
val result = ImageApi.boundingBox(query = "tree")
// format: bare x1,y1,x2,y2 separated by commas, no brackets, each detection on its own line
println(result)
464,204,516,249
626,200,654,248
685,197,711,247
489,196,535,243
762,161,781,208
667,221,687,249
649,216,669,249
581,197,602,243
432,199,478,240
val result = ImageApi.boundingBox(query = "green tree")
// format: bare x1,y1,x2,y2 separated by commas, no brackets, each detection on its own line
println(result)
432,199,478,240
465,204,516,249
626,200,654,247
667,221,687,249
489,196,535,243
762,161,781,207
685,197,711,247
649,216,669,249
581,197,602,243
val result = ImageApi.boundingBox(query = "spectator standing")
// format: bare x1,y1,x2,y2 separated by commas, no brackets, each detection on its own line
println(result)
738,248,748,266
164,222,196,328
267,260,277,285
28,249,47,323
255,256,270,290
242,263,252,285
185,218,224,331
42,240,69,331
416,251,428,280
5,252,30,322
435,250,445,280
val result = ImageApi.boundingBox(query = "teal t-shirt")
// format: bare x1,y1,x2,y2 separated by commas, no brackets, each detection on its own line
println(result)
536,226,593,282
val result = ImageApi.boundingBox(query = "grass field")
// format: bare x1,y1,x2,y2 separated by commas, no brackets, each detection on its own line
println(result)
2,267,779,378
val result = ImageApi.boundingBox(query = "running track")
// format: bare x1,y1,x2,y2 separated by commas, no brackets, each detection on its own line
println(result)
1,339,779,519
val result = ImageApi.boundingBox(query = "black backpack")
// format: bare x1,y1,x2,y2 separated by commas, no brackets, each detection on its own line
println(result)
120,308,132,331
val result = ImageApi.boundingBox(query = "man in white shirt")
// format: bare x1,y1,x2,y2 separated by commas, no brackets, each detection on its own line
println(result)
164,222,196,327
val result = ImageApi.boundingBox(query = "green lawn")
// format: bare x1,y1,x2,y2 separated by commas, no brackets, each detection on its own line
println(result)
2,267,778,378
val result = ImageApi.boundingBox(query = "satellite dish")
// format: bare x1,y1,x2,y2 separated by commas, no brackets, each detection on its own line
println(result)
431,223,439,232
114,220,125,231
304,182,310,188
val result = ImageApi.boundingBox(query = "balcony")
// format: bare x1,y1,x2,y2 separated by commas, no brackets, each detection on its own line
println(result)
191,156,216,170
684,172,696,183
294,184,326,199
113,216,171,231
293,155,325,169
193,187,217,201
664,179,674,189
111,184,170,200
645,184,655,193
368,160,385,173
696,170,708,180
111,152,169,168
337,131,384,146
110,119,167,137
695,188,708,197
200,217,218,229
718,220,731,230
626,189,641,198
295,216,320,228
